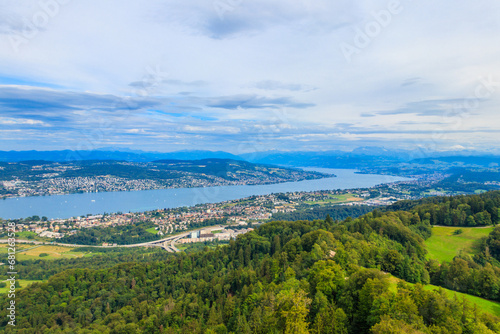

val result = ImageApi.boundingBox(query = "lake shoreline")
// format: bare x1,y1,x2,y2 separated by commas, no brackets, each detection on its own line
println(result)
0,172,335,200
0,169,409,220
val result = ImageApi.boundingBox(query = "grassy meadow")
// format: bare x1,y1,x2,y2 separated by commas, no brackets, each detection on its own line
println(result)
425,225,494,262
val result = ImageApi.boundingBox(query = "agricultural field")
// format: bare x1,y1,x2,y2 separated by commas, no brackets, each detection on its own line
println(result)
0,244,89,260
425,225,494,262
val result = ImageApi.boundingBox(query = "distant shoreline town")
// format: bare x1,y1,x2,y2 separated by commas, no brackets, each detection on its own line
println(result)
0,159,328,199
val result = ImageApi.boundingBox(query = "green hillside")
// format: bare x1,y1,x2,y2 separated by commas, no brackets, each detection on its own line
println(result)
426,226,494,262
3,191,500,333
389,275,500,317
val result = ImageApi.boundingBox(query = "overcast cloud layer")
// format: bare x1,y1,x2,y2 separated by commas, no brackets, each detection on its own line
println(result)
0,0,499,154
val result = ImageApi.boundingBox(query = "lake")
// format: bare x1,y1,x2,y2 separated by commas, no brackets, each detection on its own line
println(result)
0,168,410,219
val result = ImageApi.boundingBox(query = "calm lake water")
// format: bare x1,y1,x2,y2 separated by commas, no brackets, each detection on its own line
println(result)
0,168,410,219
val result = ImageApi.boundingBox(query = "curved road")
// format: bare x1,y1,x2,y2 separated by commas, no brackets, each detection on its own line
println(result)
0,225,228,252
0,232,189,252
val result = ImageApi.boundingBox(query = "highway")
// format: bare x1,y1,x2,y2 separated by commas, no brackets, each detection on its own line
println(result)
0,226,228,253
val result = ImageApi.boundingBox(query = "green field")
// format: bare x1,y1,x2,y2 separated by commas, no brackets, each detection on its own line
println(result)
0,279,47,294
388,276,500,317
17,245,87,260
146,227,158,234
17,231,37,239
425,226,494,262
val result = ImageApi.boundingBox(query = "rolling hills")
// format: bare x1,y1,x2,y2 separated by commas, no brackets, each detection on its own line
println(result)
3,191,500,332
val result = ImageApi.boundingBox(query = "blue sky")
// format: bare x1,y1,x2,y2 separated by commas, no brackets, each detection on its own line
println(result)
0,0,499,154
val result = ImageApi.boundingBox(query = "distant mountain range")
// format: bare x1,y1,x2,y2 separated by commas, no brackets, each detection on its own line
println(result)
240,148,500,168
0,147,498,168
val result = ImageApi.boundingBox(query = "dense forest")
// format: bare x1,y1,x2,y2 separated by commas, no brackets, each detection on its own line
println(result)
0,248,172,281
4,192,500,333
386,191,500,226
271,205,374,222
59,221,160,245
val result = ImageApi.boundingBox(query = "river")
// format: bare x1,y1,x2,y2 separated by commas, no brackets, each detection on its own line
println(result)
0,168,410,219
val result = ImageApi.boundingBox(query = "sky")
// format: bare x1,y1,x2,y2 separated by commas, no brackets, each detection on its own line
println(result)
0,0,499,155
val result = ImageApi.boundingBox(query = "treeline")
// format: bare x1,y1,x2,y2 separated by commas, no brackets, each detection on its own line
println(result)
271,204,374,221
427,256,500,301
0,247,172,281
59,221,160,245
386,190,500,226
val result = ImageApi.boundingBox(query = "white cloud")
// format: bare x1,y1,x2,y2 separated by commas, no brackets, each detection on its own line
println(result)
0,0,499,152
0,117,46,125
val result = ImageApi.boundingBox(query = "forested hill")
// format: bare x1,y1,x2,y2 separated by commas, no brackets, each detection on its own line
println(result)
0,159,327,197
0,159,326,182
385,190,500,226
4,192,500,333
